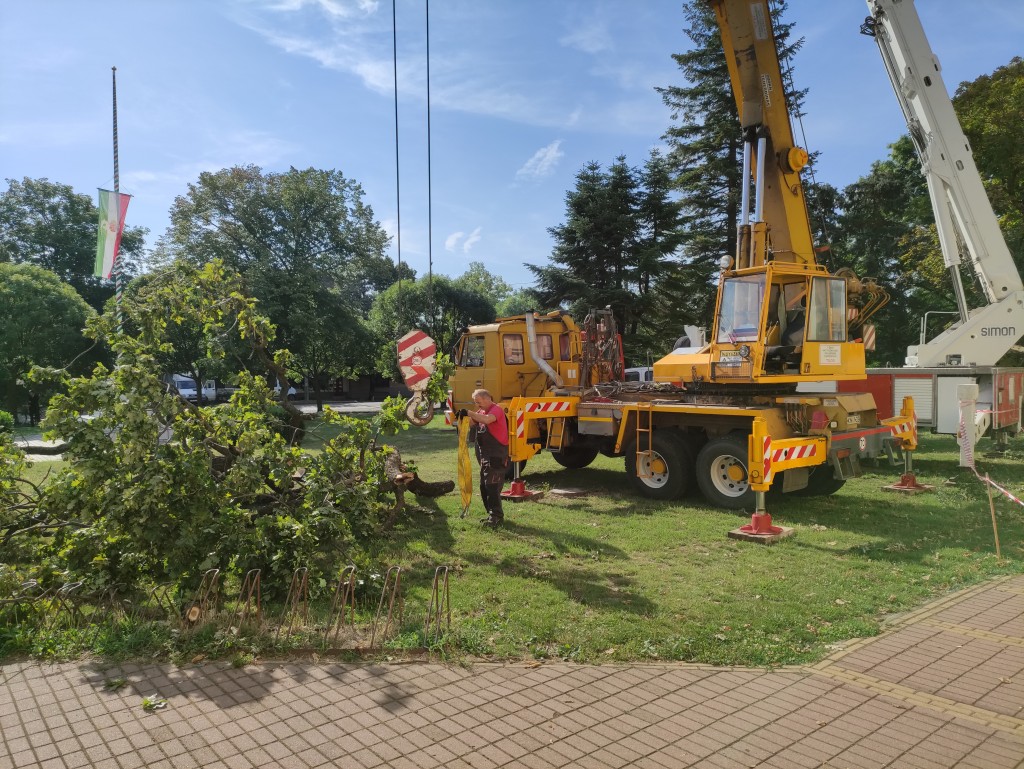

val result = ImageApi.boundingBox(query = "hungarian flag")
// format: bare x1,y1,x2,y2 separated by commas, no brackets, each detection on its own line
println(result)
94,189,131,279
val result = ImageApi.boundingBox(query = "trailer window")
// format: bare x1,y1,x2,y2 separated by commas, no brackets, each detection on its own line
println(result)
536,334,554,360
716,274,766,343
503,334,525,365
461,336,485,367
807,277,847,342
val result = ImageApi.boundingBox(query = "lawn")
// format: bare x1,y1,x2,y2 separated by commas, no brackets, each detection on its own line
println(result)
362,417,1023,666
12,415,1024,667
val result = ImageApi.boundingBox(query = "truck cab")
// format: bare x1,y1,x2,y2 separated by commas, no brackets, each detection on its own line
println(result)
449,311,582,412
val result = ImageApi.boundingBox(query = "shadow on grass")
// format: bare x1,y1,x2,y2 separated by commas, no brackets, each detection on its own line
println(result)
377,497,457,556
773,479,1023,568
461,548,657,616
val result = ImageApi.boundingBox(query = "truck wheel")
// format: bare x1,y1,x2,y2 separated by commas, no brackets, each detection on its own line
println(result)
552,446,599,469
789,466,846,497
696,434,754,510
624,432,692,500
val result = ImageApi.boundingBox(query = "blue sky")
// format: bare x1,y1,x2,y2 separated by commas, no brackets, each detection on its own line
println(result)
2,1,1021,292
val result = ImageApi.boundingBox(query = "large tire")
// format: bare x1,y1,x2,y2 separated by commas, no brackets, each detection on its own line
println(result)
788,465,846,497
624,431,692,500
695,434,755,510
552,445,600,469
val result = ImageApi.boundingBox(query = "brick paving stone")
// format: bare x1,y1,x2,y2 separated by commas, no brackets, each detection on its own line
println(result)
7,576,1024,769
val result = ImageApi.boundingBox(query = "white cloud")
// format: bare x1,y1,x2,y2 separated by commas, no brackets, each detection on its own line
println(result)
462,227,481,254
559,18,613,55
259,0,377,19
516,140,564,181
445,231,464,252
231,5,592,131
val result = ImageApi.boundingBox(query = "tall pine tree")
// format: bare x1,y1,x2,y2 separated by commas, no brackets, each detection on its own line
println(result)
529,152,684,364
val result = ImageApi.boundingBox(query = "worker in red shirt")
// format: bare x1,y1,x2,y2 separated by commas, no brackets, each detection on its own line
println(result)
460,388,509,526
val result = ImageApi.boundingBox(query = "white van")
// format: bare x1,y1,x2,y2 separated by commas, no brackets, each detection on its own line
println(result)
171,374,216,403
624,366,654,382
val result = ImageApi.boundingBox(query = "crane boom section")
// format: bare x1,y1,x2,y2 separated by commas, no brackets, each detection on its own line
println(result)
866,0,1024,367
867,0,1022,304
710,0,815,266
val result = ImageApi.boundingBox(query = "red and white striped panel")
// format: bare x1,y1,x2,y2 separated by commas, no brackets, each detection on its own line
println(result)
890,418,918,444
863,324,876,351
397,329,436,390
770,443,817,463
515,400,573,438
444,390,454,426
762,436,773,483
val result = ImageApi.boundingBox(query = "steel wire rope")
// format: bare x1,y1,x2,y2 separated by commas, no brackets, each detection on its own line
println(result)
425,0,435,333
392,0,404,332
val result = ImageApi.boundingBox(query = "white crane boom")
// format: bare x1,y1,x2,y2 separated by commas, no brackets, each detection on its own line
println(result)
864,0,1024,368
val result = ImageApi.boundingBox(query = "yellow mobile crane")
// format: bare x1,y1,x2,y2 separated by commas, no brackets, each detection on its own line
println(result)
444,0,918,539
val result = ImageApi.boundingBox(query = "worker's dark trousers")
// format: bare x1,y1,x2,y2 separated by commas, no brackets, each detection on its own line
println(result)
477,453,508,521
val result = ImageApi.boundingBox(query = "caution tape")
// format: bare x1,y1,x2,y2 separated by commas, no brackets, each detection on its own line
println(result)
958,410,1022,508
974,469,1024,509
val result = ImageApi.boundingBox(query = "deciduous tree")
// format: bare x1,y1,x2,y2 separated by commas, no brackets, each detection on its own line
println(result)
0,178,146,312
368,277,494,379
163,166,398,381
0,263,95,421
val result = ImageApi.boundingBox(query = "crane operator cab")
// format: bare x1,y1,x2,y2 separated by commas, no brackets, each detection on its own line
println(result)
654,262,871,387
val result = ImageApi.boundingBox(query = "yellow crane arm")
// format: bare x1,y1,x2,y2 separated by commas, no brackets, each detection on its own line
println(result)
709,0,815,266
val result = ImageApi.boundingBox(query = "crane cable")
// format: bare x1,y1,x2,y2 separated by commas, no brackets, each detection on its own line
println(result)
391,0,436,338
426,0,435,330
392,0,404,326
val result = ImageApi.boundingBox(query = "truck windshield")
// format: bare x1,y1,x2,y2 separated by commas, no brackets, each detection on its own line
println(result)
460,336,485,367
716,275,766,344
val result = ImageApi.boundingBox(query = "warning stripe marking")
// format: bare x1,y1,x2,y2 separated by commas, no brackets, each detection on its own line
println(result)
515,400,573,438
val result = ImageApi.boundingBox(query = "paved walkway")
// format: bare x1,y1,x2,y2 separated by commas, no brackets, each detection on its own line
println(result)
2,576,1023,769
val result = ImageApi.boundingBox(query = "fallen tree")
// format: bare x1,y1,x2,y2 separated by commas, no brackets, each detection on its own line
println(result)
11,260,452,599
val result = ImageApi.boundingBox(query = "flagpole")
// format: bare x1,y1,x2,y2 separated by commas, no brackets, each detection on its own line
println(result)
111,66,123,334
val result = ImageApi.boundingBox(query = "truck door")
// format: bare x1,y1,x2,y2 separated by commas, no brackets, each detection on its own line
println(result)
451,333,500,410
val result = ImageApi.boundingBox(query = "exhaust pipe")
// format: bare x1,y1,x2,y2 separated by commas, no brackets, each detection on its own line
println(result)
525,312,564,388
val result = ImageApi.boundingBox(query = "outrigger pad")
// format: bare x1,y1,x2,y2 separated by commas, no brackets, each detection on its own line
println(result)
882,473,935,495
727,526,795,544
501,480,544,503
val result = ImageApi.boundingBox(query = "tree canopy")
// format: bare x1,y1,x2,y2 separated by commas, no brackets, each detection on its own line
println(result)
0,263,95,420
529,152,684,364
0,177,147,312
163,165,400,384
367,276,495,379
25,260,411,595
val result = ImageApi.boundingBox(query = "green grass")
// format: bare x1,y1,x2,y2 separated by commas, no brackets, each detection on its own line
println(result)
371,419,1024,666
8,415,1023,667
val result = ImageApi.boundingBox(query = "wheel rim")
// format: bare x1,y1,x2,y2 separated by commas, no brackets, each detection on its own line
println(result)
636,450,670,489
708,452,749,498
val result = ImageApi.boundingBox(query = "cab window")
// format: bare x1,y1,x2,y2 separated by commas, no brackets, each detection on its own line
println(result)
716,274,765,344
503,334,525,365
461,336,485,367
807,277,847,342
536,334,554,360
559,333,571,360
